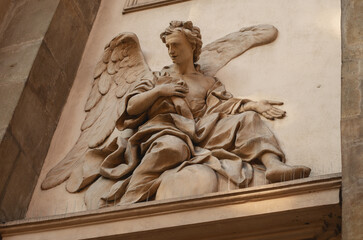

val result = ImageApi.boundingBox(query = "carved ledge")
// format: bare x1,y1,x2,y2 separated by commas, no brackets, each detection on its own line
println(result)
0,173,341,240
123,0,191,14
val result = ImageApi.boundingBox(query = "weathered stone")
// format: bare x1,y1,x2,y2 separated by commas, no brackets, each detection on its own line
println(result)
341,116,363,144
0,152,38,221
341,76,361,117
342,143,363,201
28,42,71,122
0,0,101,223
341,0,363,237
0,0,59,48
341,60,360,81
72,0,101,32
10,86,57,175
44,0,90,84
0,129,20,199
0,40,41,85
0,0,11,26
0,127,5,142
343,0,363,46
0,82,25,130
342,157,363,240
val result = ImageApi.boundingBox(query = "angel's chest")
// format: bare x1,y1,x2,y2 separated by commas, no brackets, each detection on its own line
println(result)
182,78,209,100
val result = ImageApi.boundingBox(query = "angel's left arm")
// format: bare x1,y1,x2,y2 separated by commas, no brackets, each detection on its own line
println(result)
205,81,285,120
241,100,286,120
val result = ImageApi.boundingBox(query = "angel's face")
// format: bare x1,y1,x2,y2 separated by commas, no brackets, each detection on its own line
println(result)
165,31,194,65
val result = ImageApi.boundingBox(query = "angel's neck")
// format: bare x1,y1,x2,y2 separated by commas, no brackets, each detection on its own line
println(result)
173,61,197,75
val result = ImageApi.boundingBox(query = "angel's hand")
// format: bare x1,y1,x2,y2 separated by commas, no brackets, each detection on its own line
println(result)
155,81,189,98
245,100,286,120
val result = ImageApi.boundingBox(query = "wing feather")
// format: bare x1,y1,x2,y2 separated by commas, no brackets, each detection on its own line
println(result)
93,61,106,79
42,32,152,190
198,24,278,76
81,93,105,130
98,71,112,94
41,131,90,189
102,48,112,63
84,78,102,111
87,85,120,148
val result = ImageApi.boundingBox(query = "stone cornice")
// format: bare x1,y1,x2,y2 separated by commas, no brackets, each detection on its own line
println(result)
0,173,341,239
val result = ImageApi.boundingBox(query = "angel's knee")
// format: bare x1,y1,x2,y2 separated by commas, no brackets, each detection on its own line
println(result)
147,135,190,163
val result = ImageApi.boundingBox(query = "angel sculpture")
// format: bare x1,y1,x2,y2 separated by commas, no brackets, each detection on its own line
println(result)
41,21,311,209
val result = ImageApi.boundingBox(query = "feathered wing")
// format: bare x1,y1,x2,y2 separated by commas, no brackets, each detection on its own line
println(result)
198,24,278,77
41,32,153,191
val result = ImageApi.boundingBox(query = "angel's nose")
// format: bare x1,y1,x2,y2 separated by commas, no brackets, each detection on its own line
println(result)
169,47,175,55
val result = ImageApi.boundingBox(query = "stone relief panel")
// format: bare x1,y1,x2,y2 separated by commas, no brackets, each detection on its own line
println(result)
27,0,341,217
41,21,311,209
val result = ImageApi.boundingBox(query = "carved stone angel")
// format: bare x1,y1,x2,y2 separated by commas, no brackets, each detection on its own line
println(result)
41,21,311,209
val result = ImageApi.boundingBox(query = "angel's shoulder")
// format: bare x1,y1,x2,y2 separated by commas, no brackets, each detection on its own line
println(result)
199,74,216,90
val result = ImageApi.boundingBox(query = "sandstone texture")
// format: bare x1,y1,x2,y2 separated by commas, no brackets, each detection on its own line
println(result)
0,0,101,221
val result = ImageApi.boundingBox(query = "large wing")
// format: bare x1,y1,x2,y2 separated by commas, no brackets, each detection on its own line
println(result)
41,33,152,191
198,24,278,77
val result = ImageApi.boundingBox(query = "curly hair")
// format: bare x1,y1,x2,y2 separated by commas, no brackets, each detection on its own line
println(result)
160,21,202,63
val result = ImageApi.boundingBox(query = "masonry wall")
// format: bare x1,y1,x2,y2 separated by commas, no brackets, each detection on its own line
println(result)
341,0,363,239
0,0,101,221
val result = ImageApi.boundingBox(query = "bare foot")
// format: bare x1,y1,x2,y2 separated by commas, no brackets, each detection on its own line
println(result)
265,165,311,183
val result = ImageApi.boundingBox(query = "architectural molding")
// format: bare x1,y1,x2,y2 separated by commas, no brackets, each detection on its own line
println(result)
0,173,341,240
123,0,190,14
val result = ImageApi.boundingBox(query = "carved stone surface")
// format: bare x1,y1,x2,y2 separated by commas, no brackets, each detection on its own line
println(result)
123,0,190,14
41,20,311,209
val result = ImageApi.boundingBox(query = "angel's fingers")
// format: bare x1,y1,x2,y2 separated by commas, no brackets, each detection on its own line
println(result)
271,107,286,114
271,108,285,115
267,110,281,117
267,100,283,105
262,112,274,120
173,92,187,97
175,85,189,91
175,88,188,94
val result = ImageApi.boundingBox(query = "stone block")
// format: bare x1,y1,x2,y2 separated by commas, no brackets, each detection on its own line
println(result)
341,75,361,117
341,115,363,144
44,0,90,85
0,208,6,222
72,0,101,32
0,0,59,48
341,60,361,80
343,0,363,46
0,152,38,221
342,174,363,239
342,142,363,185
0,129,20,200
0,82,25,130
28,42,71,122
10,86,57,175
342,45,363,62
0,0,12,25
0,40,41,85
0,127,5,142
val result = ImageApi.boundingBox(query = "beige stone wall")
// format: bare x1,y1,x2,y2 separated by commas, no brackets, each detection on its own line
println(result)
27,0,342,218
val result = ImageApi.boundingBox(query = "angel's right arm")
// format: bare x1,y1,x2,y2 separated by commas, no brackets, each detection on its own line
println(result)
127,87,161,115
127,82,189,116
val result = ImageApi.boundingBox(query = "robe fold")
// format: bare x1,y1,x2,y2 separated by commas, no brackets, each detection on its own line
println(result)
97,75,284,204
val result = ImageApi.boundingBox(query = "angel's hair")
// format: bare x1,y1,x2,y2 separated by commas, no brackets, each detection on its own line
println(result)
160,20,202,63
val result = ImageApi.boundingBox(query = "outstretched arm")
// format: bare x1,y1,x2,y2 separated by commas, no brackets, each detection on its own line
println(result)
127,81,189,116
243,100,286,120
